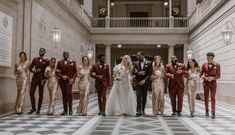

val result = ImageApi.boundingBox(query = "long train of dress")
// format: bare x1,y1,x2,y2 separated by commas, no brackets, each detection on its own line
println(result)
106,65,136,115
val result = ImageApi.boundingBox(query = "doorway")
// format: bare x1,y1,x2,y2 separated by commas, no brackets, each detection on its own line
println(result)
130,12,148,27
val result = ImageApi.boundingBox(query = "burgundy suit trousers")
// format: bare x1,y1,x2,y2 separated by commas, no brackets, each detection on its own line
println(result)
203,82,217,113
168,83,184,113
30,78,45,110
96,86,106,112
59,80,73,112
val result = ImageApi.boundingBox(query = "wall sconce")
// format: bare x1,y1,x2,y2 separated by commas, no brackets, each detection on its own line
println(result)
221,20,234,45
87,50,93,59
186,49,194,60
51,26,62,47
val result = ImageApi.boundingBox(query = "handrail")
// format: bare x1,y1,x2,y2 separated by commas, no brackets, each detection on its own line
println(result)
188,0,224,28
60,0,225,29
91,17,188,28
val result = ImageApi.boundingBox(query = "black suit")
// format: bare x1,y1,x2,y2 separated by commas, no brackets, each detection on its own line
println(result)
133,59,152,114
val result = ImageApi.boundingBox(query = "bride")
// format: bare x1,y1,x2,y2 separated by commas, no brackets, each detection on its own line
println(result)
106,55,137,116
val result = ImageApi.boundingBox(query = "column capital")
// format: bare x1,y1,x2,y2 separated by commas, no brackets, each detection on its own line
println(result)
104,44,112,46
168,44,175,47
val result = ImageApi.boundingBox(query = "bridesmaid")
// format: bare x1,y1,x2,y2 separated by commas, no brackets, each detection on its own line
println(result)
14,52,30,114
45,58,59,115
186,59,200,117
151,56,165,115
77,56,92,116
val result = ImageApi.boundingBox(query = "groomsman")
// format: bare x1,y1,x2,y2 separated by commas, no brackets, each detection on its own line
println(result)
165,55,187,116
28,48,50,114
133,51,152,116
200,52,220,119
90,54,110,116
56,51,77,115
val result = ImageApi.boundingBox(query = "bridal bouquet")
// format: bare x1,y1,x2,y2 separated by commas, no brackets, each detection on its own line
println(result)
113,64,124,83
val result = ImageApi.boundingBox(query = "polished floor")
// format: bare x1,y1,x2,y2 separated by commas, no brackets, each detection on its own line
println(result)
1,93,235,135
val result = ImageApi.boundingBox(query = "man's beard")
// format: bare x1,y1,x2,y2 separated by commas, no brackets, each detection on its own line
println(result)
171,60,177,65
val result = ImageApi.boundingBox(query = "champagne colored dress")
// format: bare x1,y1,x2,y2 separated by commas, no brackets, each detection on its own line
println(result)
152,66,165,115
45,66,59,115
15,61,29,113
77,66,91,115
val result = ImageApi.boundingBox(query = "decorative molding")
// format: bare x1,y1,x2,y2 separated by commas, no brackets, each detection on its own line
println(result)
189,2,234,43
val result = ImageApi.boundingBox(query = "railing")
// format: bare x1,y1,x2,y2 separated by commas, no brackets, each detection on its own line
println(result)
91,17,188,28
60,0,224,29
188,0,224,28
60,0,91,27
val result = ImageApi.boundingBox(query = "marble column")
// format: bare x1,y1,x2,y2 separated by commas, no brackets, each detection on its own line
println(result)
169,0,172,17
106,0,110,27
168,44,175,63
83,0,93,17
169,0,173,28
187,0,197,17
105,44,111,73
107,0,110,18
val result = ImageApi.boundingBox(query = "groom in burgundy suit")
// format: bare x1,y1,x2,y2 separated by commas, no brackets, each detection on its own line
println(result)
91,54,110,116
165,55,187,116
56,51,77,115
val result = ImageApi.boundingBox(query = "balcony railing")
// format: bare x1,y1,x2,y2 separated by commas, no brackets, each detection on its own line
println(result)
91,17,188,28
60,0,225,29
60,0,91,27
188,0,224,28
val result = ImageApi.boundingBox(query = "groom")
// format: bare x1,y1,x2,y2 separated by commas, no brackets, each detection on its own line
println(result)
91,54,110,116
133,51,152,116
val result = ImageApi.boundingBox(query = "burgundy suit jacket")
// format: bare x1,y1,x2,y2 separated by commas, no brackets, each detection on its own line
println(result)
56,59,77,81
165,63,187,89
90,63,110,88
29,57,50,80
200,62,221,83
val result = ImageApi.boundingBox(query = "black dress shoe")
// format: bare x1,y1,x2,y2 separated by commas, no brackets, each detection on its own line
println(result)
211,112,215,119
16,112,23,115
102,112,106,116
28,109,36,114
205,112,209,117
60,111,68,115
177,112,181,117
142,111,145,116
69,111,73,115
98,112,102,115
136,112,142,117
171,112,177,116
36,110,40,115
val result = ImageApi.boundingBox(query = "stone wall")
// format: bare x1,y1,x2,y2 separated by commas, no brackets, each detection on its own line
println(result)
0,0,94,114
189,1,235,104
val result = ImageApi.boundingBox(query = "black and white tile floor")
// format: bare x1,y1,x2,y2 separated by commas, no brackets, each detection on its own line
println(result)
1,93,235,135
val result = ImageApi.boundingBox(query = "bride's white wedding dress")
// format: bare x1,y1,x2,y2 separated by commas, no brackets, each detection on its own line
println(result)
106,64,137,115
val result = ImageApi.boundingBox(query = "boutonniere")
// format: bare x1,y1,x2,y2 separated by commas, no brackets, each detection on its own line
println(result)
145,65,148,67
70,62,74,66
103,64,107,69
42,61,45,64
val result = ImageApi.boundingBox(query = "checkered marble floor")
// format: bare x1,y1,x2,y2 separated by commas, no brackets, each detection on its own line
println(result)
1,93,235,135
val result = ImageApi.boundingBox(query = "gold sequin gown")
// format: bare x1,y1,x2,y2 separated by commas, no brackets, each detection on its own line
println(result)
77,66,91,115
15,62,29,113
45,66,59,115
